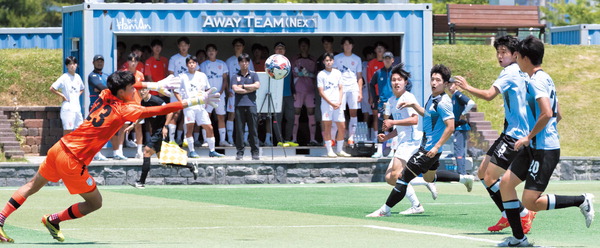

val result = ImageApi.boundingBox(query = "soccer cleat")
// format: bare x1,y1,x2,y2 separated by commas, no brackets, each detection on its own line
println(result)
308,140,320,146
220,140,233,147
426,183,438,200
488,216,510,232
94,153,108,161
366,209,391,218
209,151,225,158
336,151,351,157
135,153,143,159
236,155,243,160
371,152,382,158
188,151,200,158
521,211,536,234
285,141,299,147
400,205,425,215
579,193,595,228
132,182,145,189
497,236,532,247
113,154,127,160
182,141,189,148
277,142,289,147
326,151,338,158
189,163,199,180
41,215,65,242
125,139,137,148
0,225,14,243
463,175,474,192
252,155,260,160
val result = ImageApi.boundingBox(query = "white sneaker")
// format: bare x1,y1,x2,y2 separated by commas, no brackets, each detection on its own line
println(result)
400,205,425,215
94,153,108,161
201,142,208,147
371,152,382,158
580,193,595,228
132,182,145,189
463,175,474,192
497,236,531,247
327,151,337,158
426,183,438,200
220,140,233,147
366,209,391,218
336,151,351,157
125,139,137,148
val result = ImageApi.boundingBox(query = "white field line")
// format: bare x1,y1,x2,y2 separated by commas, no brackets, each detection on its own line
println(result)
363,225,498,244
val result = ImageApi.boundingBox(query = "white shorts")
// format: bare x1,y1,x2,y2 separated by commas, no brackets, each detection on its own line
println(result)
60,108,83,130
183,107,211,125
341,90,360,110
360,86,372,114
393,140,421,162
227,95,235,113
321,102,345,122
206,94,226,115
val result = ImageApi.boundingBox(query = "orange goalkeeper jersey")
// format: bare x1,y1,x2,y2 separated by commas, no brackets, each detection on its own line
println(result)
60,89,183,165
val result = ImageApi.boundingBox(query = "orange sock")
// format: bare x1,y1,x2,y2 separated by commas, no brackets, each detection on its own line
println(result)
0,192,26,226
50,203,85,225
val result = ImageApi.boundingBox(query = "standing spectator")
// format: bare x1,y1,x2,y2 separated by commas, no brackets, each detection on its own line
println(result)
120,44,145,74
315,36,337,140
367,41,388,141
232,53,260,160
116,41,127,69
447,78,475,175
361,46,375,138
200,44,230,147
273,41,296,146
317,53,349,157
144,39,169,91
122,53,146,159
369,52,395,158
50,56,84,136
175,56,224,158
291,37,318,146
334,37,363,145
225,38,254,145
87,55,109,161
251,43,266,72
168,37,194,144
196,49,207,65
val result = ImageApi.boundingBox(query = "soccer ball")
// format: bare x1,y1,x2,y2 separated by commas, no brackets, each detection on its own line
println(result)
265,54,291,80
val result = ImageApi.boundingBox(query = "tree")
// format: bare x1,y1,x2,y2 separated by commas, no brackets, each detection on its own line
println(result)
541,0,600,26
410,0,488,14
0,0,82,27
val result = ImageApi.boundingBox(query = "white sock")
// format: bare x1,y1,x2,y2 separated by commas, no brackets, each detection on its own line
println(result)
118,145,123,156
349,117,357,140
336,140,344,153
218,128,226,142
193,132,200,143
137,144,143,155
376,143,383,154
410,177,427,186
186,137,195,152
325,140,333,153
520,208,529,217
381,204,391,213
112,149,119,157
168,124,176,142
405,184,420,208
207,137,216,152
226,121,234,143
502,211,507,218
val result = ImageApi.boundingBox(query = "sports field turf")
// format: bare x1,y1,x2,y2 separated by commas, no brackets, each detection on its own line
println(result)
0,180,598,247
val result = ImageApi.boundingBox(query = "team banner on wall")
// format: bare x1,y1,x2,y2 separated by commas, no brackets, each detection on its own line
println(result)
202,15,318,29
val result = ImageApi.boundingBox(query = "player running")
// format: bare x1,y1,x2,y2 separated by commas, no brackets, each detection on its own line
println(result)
366,64,474,218
497,36,595,247
0,71,219,243
454,35,536,233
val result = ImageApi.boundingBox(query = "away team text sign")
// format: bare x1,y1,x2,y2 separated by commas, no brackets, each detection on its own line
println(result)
202,15,318,29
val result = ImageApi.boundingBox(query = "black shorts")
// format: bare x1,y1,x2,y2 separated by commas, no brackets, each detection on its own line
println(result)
486,134,520,170
509,147,560,192
406,147,442,175
146,127,164,153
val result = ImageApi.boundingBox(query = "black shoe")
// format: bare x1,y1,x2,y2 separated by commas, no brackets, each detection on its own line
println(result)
189,162,199,180
236,155,243,160
252,155,260,160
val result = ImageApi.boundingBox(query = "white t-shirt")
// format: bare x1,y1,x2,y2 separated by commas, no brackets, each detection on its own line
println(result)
333,53,362,92
51,73,84,111
168,53,196,77
385,91,420,143
199,59,228,92
317,69,343,104
178,71,210,109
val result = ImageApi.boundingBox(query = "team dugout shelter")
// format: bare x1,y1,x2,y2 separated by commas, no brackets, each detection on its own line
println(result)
62,2,433,117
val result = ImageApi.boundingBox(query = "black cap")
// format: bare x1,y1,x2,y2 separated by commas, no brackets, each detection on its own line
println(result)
93,55,104,61
383,52,394,59
274,41,286,49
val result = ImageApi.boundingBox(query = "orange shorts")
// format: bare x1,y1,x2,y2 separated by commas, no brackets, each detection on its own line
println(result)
38,141,97,195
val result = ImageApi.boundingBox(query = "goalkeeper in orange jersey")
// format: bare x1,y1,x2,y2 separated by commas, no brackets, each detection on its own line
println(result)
0,71,219,243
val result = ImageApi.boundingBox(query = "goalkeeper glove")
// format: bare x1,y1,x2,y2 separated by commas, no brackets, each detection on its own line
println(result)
146,75,181,97
185,87,220,108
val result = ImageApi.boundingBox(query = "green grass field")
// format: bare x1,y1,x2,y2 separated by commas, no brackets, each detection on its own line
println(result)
0,181,598,247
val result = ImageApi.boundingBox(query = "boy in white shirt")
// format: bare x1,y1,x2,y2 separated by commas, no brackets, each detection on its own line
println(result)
333,37,363,145
50,56,84,136
200,44,230,147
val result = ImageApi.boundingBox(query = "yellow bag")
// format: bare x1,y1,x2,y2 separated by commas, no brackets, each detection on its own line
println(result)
159,142,188,165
